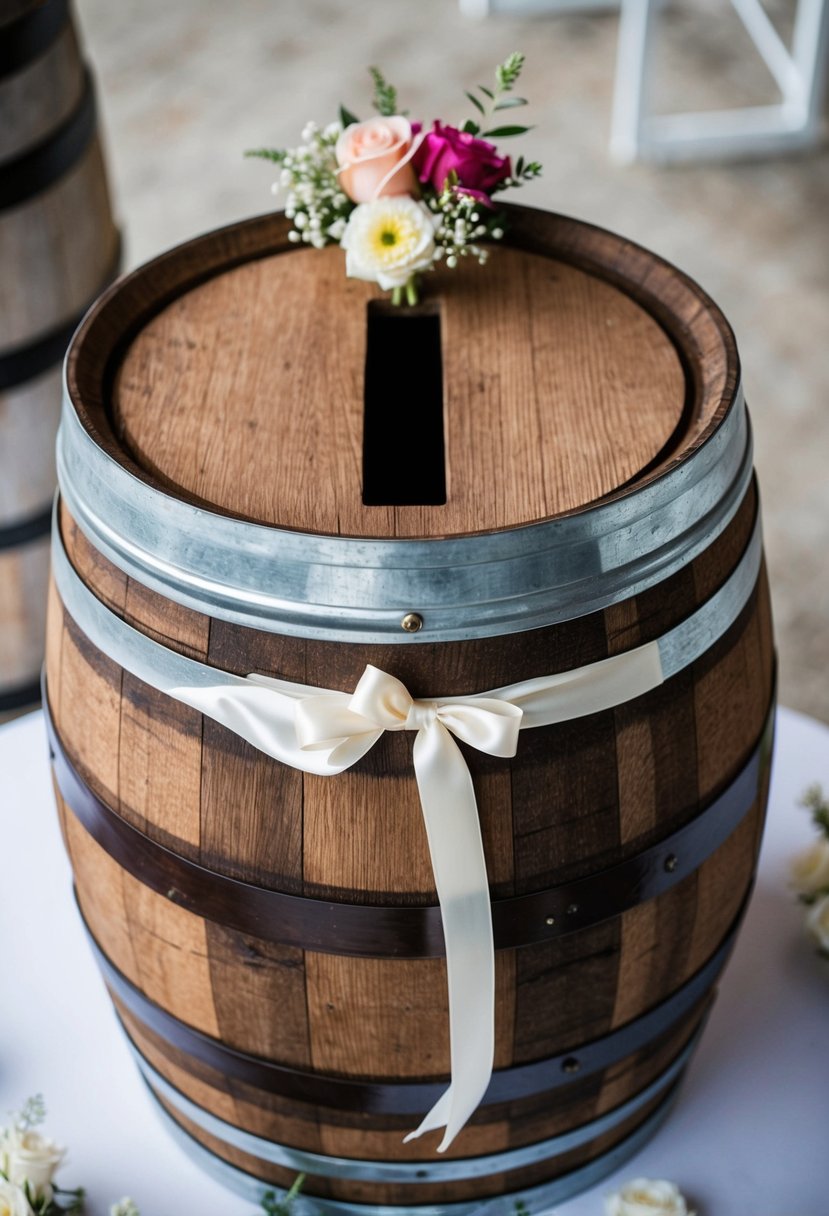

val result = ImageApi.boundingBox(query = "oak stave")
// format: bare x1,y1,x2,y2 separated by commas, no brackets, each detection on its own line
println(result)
0,0,119,713
47,205,775,1207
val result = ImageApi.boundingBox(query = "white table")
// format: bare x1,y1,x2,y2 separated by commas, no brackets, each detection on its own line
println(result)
2,707,828,1216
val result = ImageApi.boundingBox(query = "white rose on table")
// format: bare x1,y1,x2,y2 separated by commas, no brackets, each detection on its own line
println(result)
605,1177,696,1216
805,892,829,952
0,1179,33,1216
341,196,439,290
0,1126,65,1205
789,836,829,896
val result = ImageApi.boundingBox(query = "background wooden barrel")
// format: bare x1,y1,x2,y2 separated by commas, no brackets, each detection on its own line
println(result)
0,0,119,716
46,206,775,1210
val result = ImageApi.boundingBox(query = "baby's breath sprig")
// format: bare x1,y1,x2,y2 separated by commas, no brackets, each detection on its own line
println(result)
246,123,351,249
427,173,505,271
13,1094,47,1133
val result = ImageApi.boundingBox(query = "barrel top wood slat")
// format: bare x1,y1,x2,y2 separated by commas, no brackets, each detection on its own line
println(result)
49,199,771,1205
113,243,685,538
65,205,741,544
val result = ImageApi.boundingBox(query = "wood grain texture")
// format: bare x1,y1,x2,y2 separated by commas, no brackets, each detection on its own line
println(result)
0,534,50,688
114,247,686,538
46,205,775,1200
0,7,117,695
0,137,118,351
0,20,82,162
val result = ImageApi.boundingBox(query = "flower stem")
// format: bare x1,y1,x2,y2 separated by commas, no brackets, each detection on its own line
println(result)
391,285,403,307
405,276,419,307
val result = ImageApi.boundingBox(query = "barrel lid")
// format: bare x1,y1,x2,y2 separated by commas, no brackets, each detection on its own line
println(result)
111,233,686,539
59,206,748,642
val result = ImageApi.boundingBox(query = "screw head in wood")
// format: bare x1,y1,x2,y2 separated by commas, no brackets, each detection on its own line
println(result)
567,903,579,915
664,853,679,873
401,612,423,633
545,916,556,927
562,1056,581,1074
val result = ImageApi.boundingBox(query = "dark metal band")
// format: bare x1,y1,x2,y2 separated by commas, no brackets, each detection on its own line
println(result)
0,230,122,389
81,897,742,1113
152,1080,681,1215
0,674,41,713
0,65,95,210
46,684,773,959
0,0,69,79
0,502,52,551
133,1022,705,1182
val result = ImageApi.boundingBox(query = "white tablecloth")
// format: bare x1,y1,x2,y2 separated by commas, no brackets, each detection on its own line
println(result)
2,706,827,1216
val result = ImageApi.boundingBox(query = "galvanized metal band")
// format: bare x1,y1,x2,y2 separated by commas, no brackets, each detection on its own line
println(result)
0,66,96,211
55,374,753,643
131,1024,703,1183
149,1078,681,1216
0,231,122,390
45,680,773,958
0,502,52,551
0,0,69,79
51,490,763,707
80,894,740,1112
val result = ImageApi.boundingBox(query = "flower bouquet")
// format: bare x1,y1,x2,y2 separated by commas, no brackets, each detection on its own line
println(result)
246,53,541,304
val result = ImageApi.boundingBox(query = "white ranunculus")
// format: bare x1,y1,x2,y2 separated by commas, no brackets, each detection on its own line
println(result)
340,197,439,289
1,1127,65,1205
0,1179,33,1216
605,1177,695,1216
789,836,829,897
805,892,829,952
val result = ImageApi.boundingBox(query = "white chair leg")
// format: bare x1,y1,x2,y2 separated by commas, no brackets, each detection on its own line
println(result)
610,0,829,163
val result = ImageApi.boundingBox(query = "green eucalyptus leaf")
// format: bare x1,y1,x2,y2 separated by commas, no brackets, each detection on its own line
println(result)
462,119,481,135
478,85,494,99
483,124,534,137
465,91,486,115
494,96,527,110
243,148,287,163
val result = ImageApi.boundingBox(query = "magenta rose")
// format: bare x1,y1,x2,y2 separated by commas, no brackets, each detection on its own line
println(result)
412,122,511,201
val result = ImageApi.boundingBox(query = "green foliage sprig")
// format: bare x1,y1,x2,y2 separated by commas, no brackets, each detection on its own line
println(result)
463,52,534,139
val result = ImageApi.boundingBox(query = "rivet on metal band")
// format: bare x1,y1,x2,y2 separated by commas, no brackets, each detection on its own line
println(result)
148,1080,682,1216
131,1022,704,1183
45,684,774,959
79,895,743,1113
55,378,754,642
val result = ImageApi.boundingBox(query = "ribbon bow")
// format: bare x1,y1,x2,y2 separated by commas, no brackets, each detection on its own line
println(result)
282,666,522,1151
170,645,664,1150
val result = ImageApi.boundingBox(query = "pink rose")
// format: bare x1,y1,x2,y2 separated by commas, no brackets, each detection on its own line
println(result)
335,117,418,204
412,122,511,199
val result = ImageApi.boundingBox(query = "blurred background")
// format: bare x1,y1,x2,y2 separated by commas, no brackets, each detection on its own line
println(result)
15,0,829,720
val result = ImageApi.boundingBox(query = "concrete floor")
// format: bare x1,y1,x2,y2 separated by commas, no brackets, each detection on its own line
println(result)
74,0,829,722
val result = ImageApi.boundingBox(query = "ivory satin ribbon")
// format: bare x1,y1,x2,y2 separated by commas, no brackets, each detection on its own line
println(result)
51,508,763,1152
168,647,664,1151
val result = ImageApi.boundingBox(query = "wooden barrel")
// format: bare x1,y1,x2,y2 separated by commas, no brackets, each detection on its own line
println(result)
0,0,119,716
45,205,775,1212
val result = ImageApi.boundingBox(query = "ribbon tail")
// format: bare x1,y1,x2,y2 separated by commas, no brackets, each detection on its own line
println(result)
406,722,495,1152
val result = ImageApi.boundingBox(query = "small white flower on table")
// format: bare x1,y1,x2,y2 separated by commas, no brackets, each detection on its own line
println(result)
605,1177,696,1216
0,1179,33,1216
789,836,829,897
